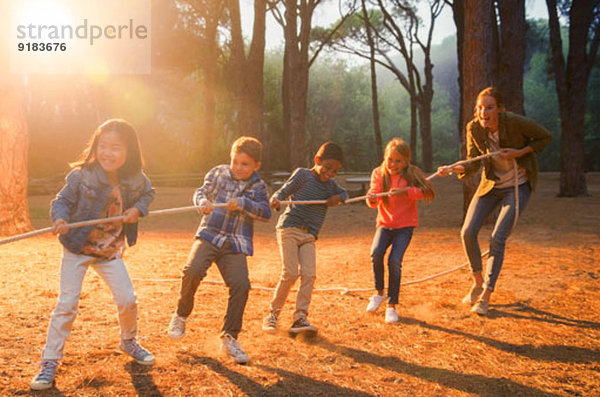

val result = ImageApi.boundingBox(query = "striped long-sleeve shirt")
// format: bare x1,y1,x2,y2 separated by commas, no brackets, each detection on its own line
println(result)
274,168,347,239
194,165,271,256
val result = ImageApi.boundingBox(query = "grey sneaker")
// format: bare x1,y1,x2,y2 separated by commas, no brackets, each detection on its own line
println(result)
220,334,249,364
471,299,489,315
289,317,318,334
167,313,186,339
30,359,58,390
120,338,155,365
262,312,278,333
462,286,484,305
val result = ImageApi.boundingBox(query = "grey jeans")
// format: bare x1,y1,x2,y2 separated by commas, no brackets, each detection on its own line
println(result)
461,183,531,291
176,238,250,339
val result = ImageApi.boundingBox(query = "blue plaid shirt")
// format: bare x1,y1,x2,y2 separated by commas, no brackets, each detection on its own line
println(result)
193,165,271,256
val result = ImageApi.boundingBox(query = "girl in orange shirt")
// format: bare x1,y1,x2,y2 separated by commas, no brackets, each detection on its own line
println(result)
365,138,434,322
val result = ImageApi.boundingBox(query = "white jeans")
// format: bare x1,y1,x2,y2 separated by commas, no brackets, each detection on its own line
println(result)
42,249,138,360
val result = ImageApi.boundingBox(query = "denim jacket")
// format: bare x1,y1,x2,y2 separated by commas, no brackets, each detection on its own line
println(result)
51,163,155,254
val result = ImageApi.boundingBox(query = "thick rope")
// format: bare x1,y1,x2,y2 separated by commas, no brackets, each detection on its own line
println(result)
511,158,520,231
131,251,489,295
0,150,503,247
291,151,501,206
138,153,513,295
0,202,240,246
3,151,514,296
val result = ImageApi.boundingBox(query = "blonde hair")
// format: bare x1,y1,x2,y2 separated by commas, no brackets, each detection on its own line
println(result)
380,138,434,202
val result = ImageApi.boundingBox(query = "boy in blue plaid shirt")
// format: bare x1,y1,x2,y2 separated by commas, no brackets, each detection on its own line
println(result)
167,137,271,364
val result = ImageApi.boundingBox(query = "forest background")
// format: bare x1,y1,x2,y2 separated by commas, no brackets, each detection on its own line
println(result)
19,1,598,183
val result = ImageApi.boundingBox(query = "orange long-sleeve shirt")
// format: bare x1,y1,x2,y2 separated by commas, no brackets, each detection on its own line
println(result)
366,167,426,229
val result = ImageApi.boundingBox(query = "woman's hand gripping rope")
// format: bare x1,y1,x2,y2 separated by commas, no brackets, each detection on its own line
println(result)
435,150,504,178
1,151,506,247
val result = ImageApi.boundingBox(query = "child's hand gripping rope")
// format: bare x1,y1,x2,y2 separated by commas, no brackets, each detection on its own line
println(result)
1,152,504,247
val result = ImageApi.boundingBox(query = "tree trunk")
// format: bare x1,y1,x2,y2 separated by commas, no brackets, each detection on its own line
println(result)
0,86,32,236
245,0,267,139
496,0,526,114
362,0,383,163
450,0,465,150
418,90,433,171
281,0,315,170
417,0,443,172
375,0,421,165
408,78,419,165
200,10,220,163
461,0,495,213
228,0,266,139
546,0,593,196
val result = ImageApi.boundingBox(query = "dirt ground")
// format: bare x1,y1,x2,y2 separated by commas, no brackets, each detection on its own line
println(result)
1,172,599,396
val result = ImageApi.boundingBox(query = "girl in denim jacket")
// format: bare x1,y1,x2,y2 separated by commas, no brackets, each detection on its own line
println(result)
31,119,155,391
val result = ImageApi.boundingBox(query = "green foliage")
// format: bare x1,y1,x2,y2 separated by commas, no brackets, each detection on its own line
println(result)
24,8,600,186
430,86,461,166
262,51,286,171
307,57,376,171
523,53,561,171
585,67,600,171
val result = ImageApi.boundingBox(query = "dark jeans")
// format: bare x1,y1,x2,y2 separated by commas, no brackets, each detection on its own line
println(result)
370,226,414,305
177,238,250,339
461,183,531,291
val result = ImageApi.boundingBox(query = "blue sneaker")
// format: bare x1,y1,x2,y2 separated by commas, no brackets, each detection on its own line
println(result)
120,338,155,365
30,359,58,390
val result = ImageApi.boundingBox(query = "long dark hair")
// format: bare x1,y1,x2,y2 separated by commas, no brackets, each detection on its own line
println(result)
70,119,144,179
380,138,434,203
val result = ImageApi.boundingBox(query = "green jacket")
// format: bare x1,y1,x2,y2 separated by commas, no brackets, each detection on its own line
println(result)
460,112,552,197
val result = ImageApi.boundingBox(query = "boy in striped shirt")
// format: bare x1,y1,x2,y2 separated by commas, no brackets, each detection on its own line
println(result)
262,142,347,335
167,137,271,364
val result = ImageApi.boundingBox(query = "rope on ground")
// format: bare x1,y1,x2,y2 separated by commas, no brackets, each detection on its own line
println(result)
131,250,490,295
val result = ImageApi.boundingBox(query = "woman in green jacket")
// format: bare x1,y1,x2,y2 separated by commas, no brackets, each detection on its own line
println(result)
438,87,552,315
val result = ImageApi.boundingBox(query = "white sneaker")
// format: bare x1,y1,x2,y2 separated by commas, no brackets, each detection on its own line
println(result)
167,313,186,339
471,299,489,316
385,307,399,323
366,294,387,312
220,334,249,364
461,286,484,305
